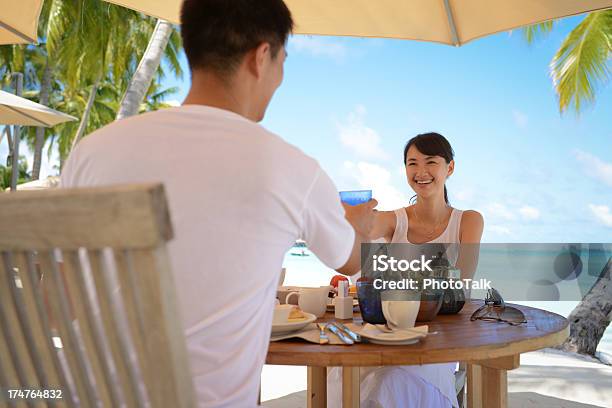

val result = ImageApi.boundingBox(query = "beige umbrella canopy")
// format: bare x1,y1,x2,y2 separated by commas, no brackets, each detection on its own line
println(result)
104,0,612,46
0,0,43,44
0,90,77,127
104,0,177,23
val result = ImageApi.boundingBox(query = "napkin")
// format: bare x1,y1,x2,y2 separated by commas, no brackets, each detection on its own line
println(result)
270,322,363,344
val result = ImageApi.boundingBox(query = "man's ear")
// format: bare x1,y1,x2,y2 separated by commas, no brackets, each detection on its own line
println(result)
247,42,271,80
447,160,455,177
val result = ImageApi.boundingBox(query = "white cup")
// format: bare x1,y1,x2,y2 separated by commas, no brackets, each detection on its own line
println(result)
273,304,293,325
382,300,421,330
285,286,330,318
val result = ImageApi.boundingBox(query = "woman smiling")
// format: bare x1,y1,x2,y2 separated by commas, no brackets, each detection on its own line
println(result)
328,132,484,408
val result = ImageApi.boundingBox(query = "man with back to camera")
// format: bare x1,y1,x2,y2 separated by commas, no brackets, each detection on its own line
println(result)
60,0,377,406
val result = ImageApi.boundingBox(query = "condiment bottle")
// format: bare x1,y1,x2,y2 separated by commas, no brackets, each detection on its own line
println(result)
335,280,353,319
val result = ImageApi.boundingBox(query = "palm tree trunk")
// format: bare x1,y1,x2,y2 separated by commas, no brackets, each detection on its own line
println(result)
70,76,101,153
116,20,173,120
32,63,52,180
558,257,612,356
3,126,12,157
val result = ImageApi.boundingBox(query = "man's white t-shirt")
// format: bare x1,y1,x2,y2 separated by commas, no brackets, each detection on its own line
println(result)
61,105,355,407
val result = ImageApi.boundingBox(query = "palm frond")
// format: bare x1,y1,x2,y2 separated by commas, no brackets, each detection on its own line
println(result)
522,21,555,44
551,10,612,114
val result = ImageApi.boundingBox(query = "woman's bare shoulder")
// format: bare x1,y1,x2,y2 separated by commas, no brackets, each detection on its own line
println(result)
459,209,484,243
461,209,484,224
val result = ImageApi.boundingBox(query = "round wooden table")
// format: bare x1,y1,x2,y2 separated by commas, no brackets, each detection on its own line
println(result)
266,301,569,408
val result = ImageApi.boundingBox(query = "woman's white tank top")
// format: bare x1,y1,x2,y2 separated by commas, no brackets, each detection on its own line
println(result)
384,207,463,407
390,207,463,265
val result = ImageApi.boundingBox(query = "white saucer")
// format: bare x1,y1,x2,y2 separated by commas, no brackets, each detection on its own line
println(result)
271,312,317,336
358,324,428,345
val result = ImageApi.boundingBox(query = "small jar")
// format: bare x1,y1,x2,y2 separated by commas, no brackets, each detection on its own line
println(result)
334,296,354,319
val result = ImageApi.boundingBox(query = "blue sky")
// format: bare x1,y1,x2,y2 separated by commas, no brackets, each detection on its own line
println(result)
5,15,610,242
255,15,610,243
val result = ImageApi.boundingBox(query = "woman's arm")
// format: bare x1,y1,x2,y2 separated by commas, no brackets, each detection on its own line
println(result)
456,210,484,281
369,210,396,241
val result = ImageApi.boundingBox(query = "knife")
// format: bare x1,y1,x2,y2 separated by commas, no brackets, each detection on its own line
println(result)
333,321,361,343
326,323,354,345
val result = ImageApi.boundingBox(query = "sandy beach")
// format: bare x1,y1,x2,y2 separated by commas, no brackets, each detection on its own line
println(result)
261,348,612,407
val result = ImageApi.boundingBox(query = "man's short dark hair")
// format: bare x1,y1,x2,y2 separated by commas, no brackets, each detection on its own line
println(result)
181,0,294,76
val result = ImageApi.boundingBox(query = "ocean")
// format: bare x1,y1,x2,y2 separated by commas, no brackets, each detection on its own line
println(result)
282,249,612,356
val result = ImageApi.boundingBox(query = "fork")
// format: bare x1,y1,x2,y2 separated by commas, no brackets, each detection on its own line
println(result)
317,323,329,344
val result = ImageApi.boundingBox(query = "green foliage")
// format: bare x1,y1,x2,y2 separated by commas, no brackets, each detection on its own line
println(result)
1,0,184,165
0,156,31,190
551,10,612,114
522,21,555,44
524,11,612,114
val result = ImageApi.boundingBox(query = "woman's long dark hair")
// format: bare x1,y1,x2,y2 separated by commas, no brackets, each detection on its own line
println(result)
403,132,454,205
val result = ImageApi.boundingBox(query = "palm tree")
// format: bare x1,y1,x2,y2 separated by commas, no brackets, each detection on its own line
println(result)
559,256,611,356
44,0,144,151
524,10,612,114
116,19,180,120
1,0,183,169
526,13,612,357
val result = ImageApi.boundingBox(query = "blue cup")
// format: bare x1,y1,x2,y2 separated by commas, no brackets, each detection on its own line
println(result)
356,281,386,324
339,190,372,206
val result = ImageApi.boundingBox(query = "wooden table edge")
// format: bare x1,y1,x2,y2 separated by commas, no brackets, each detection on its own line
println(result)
266,321,569,367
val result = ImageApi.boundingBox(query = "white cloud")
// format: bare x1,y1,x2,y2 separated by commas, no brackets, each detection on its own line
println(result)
337,106,389,160
512,110,528,128
289,36,348,61
397,165,407,177
164,100,181,107
575,150,612,187
344,161,408,211
588,204,612,227
486,203,516,221
489,225,512,235
454,189,474,202
519,205,540,220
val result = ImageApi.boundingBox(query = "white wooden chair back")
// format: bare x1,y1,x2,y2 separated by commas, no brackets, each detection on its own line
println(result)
0,184,194,407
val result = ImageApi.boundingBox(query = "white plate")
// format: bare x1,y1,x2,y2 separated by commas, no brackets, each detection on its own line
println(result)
271,312,317,336
358,324,428,345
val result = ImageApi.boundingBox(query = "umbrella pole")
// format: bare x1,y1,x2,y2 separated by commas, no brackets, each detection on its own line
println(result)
10,73,23,192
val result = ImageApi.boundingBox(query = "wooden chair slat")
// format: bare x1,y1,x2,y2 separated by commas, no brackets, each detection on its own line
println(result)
0,252,42,396
61,251,115,408
130,248,195,408
21,252,74,408
18,252,73,408
87,250,142,408
0,184,194,407
62,250,121,408
0,321,29,408
114,249,158,407
38,251,94,407
0,184,172,251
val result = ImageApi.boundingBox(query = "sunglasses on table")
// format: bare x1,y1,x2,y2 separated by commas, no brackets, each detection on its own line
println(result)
470,288,527,326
